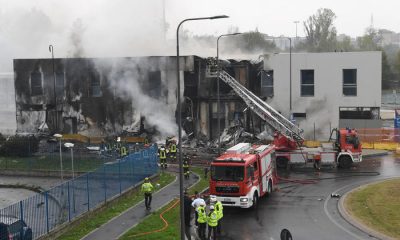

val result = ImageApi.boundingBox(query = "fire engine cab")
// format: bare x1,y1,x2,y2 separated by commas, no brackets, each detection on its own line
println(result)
209,143,277,208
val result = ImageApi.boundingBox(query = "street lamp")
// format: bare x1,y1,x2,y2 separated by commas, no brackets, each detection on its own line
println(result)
176,14,228,240
293,21,299,39
288,37,292,112
54,133,63,182
64,142,75,212
64,142,75,179
49,45,57,131
216,32,242,155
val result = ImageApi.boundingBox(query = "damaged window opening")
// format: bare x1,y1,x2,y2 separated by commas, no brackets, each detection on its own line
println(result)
148,71,161,99
261,70,273,97
30,70,43,96
56,72,64,96
89,70,101,97
301,69,314,97
343,69,357,96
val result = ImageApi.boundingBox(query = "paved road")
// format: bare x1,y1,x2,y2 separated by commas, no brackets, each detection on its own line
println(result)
221,153,399,240
81,171,198,240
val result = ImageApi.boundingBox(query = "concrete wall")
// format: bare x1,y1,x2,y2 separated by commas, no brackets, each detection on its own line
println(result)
264,51,382,140
0,73,16,135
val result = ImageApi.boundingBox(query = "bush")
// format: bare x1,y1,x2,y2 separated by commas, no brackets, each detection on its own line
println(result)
0,135,40,157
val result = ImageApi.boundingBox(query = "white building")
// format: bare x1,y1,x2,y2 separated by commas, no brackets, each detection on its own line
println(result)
262,51,382,140
0,73,16,135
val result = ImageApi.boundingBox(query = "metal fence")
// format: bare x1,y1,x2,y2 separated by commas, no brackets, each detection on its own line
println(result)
0,144,159,239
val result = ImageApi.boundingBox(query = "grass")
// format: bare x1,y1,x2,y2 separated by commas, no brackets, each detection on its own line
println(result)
119,166,210,240
345,178,400,239
55,172,175,240
0,154,106,172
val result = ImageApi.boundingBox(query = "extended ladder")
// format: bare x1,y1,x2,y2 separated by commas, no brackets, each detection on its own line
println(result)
218,70,304,143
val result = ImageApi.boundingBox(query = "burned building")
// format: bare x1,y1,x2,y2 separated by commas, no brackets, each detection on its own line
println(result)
14,56,264,140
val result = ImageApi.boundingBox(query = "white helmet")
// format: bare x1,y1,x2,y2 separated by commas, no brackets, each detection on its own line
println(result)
210,195,217,202
210,205,215,210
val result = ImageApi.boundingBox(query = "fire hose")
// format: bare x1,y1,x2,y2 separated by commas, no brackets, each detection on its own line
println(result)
127,199,180,238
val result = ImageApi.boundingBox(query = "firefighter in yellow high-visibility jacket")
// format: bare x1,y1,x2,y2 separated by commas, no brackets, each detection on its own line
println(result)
158,146,167,168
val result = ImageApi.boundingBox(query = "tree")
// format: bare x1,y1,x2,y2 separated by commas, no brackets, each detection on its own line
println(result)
382,51,393,89
233,29,277,53
356,27,380,51
336,35,355,52
302,8,337,52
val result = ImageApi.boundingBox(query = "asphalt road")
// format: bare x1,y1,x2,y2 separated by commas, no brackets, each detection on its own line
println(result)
221,153,400,240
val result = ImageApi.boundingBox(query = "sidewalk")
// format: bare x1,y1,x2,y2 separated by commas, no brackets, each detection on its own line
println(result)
81,170,198,240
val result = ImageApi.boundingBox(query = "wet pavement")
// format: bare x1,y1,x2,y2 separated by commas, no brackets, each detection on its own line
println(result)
221,153,400,240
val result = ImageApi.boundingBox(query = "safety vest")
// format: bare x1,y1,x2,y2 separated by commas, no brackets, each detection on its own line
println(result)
215,201,223,219
207,211,218,227
144,138,149,144
197,206,206,223
170,144,177,153
159,149,166,159
120,146,127,156
183,163,189,168
141,182,153,193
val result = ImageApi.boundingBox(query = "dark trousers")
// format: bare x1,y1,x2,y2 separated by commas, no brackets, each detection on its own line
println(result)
185,224,192,240
194,211,198,226
208,225,217,240
144,193,152,209
198,222,206,239
160,158,167,168
217,219,222,234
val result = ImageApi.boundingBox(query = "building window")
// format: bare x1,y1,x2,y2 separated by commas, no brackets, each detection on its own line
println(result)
301,70,314,97
89,70,101,97
292,112,306,118
261,70,273,97
30,70,43,96
56,72,64,96
343,69,357,96
148,71,161,99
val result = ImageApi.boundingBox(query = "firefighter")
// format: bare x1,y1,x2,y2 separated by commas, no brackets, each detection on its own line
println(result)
197,202,207,239
207,205,218,240
159,145,167,168
141,177,154,210
183,159,190,179
169,140,177,161
120,146,128,157
210,195,223,235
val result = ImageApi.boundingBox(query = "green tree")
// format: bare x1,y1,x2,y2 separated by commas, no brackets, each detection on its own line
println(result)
233,29,277,53
302,8,337,52
336,35,355,52
356,27,380,51
382,51,393,89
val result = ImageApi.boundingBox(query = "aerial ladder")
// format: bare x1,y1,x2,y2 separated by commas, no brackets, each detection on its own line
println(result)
207,60,304,149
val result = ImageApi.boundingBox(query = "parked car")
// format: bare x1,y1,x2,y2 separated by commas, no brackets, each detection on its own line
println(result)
0,216,32,240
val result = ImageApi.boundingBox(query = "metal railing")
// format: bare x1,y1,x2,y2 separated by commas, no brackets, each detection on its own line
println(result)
0,144,158,239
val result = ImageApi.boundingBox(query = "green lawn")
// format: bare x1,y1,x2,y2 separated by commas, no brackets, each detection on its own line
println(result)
119,166,209,240
56,172,175,240
0,154,106,172
345,178,400,239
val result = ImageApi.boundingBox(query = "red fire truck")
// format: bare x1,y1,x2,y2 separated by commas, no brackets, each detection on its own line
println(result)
274,128,362,169
209,143,277,208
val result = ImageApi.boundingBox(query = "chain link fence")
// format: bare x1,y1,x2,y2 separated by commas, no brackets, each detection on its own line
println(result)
0,144,158,239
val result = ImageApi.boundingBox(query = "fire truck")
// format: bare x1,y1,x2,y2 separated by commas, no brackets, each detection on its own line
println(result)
209,143,277,208
207,62,363,207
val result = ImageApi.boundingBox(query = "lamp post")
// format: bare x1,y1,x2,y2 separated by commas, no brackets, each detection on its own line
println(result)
293,21,299,39
64,142,75,212
176,14,228,240
49,45,57,131
54,134,63,182
216,32,241,155
288,37,292,112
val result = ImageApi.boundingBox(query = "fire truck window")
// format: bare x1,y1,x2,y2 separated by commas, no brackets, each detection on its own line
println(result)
246,165,255,179
253,161,258,171
211,166,244,181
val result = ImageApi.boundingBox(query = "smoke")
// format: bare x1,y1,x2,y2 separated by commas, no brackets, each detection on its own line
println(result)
97,58,179,139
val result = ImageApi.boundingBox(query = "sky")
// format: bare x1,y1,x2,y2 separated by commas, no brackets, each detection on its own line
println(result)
0,0,399,71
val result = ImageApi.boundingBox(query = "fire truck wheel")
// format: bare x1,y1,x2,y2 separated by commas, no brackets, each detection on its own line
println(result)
276,157,288,169
338,155,352,169
252,192,259,209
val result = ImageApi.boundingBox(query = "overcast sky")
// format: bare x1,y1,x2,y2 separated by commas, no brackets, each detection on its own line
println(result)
0,0,399,71
166,0,400,38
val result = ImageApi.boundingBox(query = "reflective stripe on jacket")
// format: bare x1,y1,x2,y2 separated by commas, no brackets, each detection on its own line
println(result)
197,206,206,223
207,211,218,227
159,150,166,159
215,201,223,219
141,182,153,193
170,144,177,153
